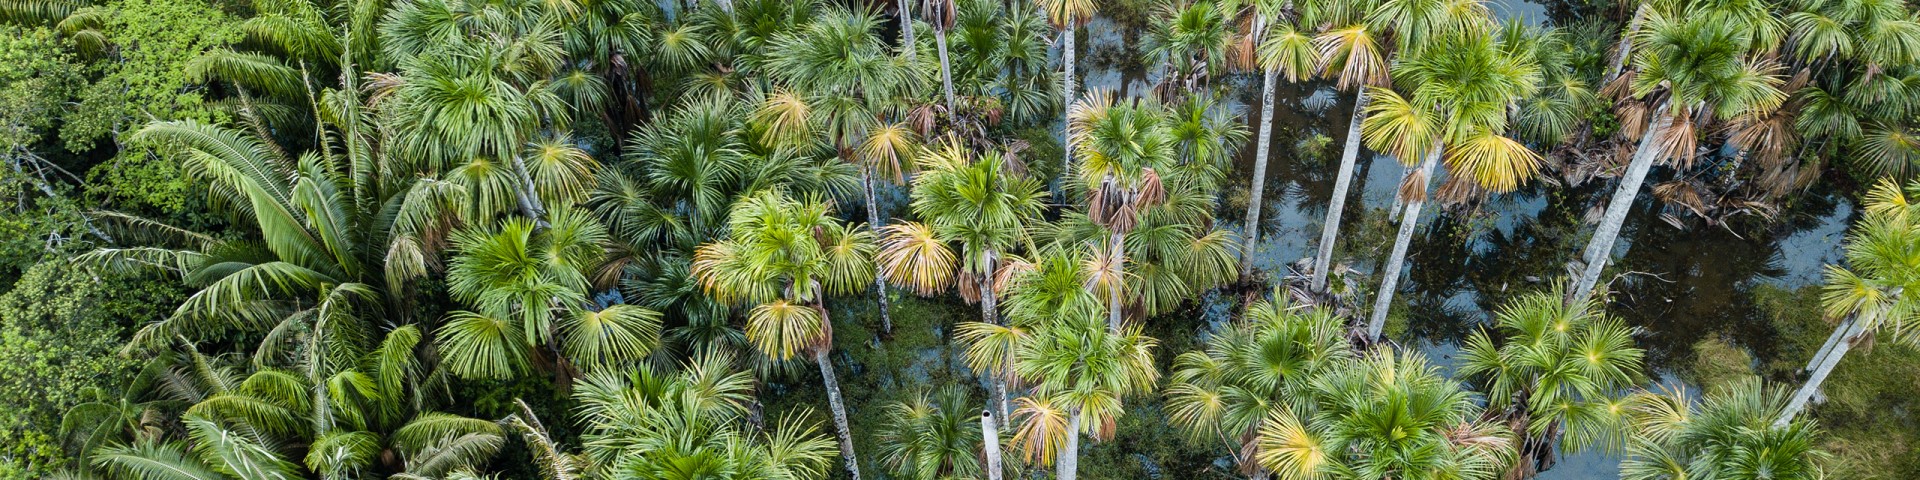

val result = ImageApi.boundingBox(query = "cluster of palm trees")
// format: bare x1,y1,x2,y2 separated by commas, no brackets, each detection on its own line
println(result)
13,0,1917,476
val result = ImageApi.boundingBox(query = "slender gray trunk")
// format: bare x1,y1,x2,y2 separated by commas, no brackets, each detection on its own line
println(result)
1387,165,1410,223
1311,88,1371,293
1108,229,1125,332
1057,407,1082,480
900,0,916,62
1569,109,1672,305
1060,21,1077,188
982,410,1005,480
815,347,862,480
979,250,1010,421
1778,314,1868,426
1779,289,1897,427
1367,145,1440,341
862,167,896,334
1604,4,1648,85
509,155,549,227
1240,67,1280,281
936,27,957,115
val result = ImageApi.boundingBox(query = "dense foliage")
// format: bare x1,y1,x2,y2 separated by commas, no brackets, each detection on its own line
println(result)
2,0,1915,478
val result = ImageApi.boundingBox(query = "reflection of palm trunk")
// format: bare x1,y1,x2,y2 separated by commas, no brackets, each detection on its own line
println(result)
814,346,863,480
1108,230,1125,332
861,166,896,334
1057,406,1082,480
1569,109,1672,304
1366,143,1440,340
982,410,1005,480
1240,67,1279,281
1311,87,1371,293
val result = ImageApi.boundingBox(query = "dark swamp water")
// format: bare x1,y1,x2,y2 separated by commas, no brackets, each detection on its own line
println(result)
1071,2,1854,478
762,3,1859,479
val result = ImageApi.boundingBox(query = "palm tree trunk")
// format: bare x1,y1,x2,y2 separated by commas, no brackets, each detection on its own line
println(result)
1240,67,1279,282
814,347,863,480
978,252,1010,421
1569,109,1672,305
509,155,548,226
1057,407,1082,480
1604,4,1648,85
1366,145,1439,341
900,0,916,62
1387,165,1410,223
1059,20,1078,196
1311,88,1371,293
1108,229,1126,332
983,410,1005,480
936,26,957,115
1778,305,1883,426
862,167,896,335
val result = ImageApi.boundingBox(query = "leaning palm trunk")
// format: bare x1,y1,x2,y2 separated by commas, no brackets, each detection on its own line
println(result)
1366,144,1440,340
814,346,862,480
982,410,1005,480
1108,230,1126,332
1778,300,1887,426
936,27,957,115
1060,20,1077,190
1058,407,1082,480
1387,166,1410,223
1311,88,1372,293
1569,109,1672,304
1240,67,1280,281
861,166,897,334
509,155,549,226
900,0,916,62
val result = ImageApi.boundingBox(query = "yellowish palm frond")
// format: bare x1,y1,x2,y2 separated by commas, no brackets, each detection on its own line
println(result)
751,89,814,149
1359,88,1439,163
1255,409,1329,480
877,222,957,296
858,124,918,184
746,300,827,361
1444,131,1542,193
1313,25,1388,91
1010,396,1072,466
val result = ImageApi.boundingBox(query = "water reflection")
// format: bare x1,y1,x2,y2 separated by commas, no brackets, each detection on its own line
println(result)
1073,2,1855,477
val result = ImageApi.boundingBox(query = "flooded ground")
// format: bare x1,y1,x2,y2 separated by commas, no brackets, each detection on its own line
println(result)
1070,4,1856,477
781,5,1857,479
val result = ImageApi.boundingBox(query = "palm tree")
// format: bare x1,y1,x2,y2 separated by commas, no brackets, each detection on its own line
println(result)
1459,288,1644,477
879,140,1045,419
1242,10,1319,280
1304,0,1391,293
82,338,505,479
691,189,878,480
1255,349,1516,480
1066,92,1190,330
1165,289,1352,478
1567,0,1787,303
759,7,920,335
1144,0,1233,99
1040,0,1096,190
1009,311,1159,480
1777,179,1920,425
1623,380,1828,480
1363,26,1542,341
434,208,665,383
878,385,984,480
561,349,840,479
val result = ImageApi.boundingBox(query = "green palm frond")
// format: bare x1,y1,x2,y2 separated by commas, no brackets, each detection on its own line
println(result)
561,305,663,372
